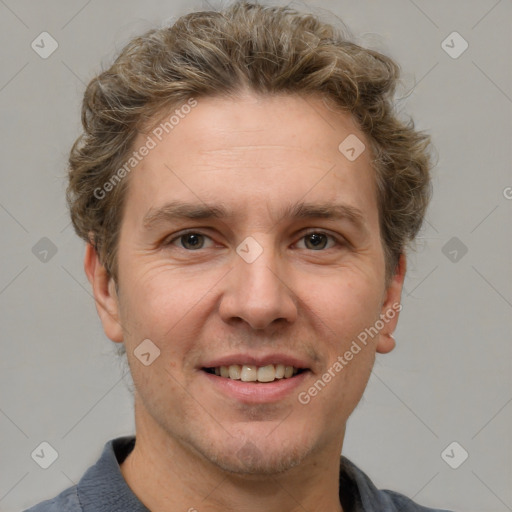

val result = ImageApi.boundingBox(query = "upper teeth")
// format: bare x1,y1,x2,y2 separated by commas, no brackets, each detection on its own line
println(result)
213,364,299,382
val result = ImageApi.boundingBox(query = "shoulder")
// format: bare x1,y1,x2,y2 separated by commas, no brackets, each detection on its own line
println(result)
22,485,81,512
379,489,453,512
340,456,453,512
22,436,138,512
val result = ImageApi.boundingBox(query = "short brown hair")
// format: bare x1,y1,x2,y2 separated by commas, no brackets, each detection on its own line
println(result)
67,0,432,282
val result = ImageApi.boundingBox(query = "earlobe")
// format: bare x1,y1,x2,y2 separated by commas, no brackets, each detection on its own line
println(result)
376,254,406,354
376,333,396,354
84,243,124,343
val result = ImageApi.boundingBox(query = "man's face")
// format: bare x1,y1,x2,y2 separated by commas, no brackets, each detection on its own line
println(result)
93,92,403,475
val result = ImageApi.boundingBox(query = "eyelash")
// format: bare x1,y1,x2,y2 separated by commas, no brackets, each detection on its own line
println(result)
163,229,345,251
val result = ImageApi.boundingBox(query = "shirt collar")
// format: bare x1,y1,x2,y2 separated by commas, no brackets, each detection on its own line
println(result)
77,436,149,512
76,436,389,512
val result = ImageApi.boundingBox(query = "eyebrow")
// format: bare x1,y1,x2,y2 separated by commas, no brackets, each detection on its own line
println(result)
142,199,368,233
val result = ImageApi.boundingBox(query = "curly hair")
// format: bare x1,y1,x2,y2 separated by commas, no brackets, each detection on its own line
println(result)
67,0,432,283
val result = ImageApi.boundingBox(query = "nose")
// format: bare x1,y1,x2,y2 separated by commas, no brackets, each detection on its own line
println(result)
218,241,298,330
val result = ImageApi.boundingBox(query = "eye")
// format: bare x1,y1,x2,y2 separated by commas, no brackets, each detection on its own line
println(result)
296,231,340,251
163,230,343,252
166,231,214,250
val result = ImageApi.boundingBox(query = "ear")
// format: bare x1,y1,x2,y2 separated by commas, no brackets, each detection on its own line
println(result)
84,242,124,343
376,253,406,354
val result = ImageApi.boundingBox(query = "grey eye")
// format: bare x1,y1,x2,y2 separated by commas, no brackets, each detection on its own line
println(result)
304,233,329,250
179,233,206,250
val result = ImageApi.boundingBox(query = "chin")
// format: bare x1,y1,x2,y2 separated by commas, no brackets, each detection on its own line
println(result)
209,445,309,476
189,429,316,477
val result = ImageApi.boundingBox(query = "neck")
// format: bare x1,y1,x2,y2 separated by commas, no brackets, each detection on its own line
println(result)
119,410,345,512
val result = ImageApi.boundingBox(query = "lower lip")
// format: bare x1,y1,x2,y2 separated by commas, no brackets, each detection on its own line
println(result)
200,370,310,403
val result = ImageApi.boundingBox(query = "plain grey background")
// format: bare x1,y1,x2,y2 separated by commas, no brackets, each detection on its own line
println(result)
0,1,510,511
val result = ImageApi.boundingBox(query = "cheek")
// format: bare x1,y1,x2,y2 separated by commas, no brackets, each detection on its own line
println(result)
298,269,382,399
299,269,383,340
118,263,220,347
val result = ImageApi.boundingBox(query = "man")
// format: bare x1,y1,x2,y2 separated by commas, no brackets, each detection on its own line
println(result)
25,1,452,511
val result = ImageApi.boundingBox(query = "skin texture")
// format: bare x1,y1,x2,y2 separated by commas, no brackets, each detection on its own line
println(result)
85,92,405,512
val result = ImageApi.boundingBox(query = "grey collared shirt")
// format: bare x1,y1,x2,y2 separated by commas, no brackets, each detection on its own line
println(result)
23,436,453,512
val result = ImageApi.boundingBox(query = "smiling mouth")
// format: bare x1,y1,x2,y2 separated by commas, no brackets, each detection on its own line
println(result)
202,364,307,383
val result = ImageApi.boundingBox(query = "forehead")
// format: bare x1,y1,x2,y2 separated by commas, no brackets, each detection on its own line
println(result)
124,93,379,229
